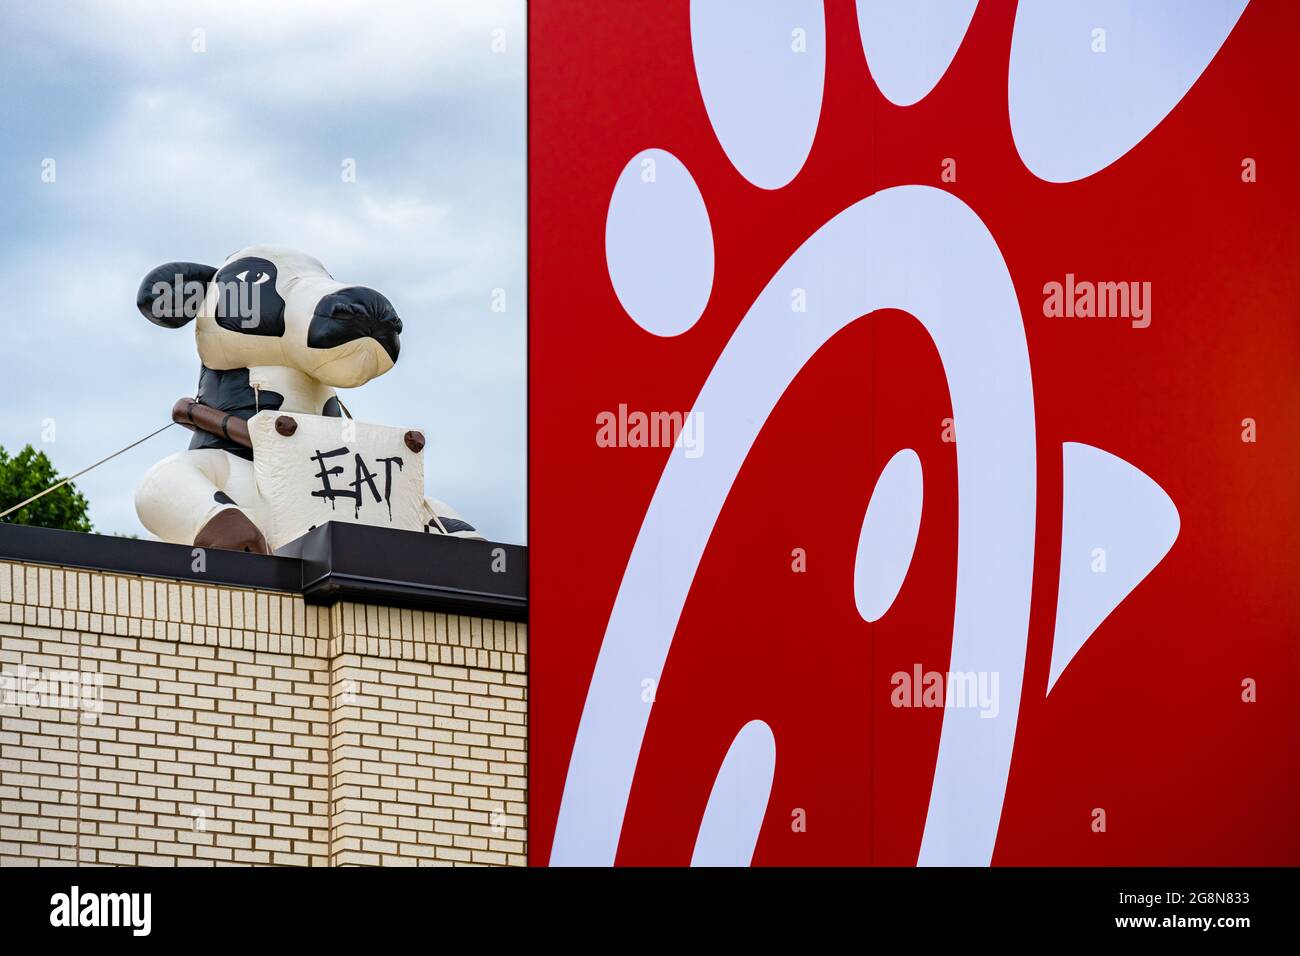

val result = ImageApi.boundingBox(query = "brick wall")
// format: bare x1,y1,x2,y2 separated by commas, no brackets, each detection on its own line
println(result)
0,560,526,866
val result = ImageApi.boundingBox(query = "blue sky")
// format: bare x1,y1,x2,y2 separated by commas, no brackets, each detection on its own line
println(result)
0,0,526,543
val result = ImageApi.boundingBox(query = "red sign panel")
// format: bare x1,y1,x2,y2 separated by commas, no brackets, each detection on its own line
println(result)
529,0,1299,865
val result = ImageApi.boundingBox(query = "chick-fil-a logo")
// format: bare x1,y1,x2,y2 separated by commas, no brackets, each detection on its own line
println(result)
544,0,1257,866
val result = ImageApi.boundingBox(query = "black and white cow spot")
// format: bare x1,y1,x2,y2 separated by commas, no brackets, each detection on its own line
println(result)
212,256,286,337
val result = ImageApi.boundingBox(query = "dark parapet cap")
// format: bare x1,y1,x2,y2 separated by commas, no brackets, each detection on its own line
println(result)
0,521,527,622
278,523,526,621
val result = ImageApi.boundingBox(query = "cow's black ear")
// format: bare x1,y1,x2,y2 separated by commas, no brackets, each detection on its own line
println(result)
136,261,217,328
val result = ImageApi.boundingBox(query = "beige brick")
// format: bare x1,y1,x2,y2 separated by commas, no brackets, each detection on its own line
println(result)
1,563,524,867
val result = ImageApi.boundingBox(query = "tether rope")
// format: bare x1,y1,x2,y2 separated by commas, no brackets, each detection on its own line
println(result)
0,421,177,522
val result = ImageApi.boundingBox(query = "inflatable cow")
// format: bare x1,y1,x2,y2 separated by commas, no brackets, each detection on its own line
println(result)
133,245,481,553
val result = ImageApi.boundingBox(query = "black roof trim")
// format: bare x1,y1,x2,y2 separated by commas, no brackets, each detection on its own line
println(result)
0,522,527,622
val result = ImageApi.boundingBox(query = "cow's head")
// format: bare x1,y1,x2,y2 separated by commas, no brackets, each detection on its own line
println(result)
135,245,401,388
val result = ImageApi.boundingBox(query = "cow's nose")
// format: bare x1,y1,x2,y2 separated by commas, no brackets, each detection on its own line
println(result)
307,286,402,362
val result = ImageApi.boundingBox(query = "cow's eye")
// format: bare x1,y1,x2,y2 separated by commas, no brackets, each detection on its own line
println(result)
253,272,271,285
235,269,272,285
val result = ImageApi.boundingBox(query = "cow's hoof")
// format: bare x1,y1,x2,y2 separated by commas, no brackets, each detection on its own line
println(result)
194,509,270,554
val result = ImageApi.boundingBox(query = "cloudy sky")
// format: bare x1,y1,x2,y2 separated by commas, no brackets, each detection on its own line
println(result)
0,0,526,543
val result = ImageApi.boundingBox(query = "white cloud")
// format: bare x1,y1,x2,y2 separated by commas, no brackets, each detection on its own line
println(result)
5,0,524,96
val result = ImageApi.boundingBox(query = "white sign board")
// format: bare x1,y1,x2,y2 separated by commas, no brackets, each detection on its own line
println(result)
247,411,426,550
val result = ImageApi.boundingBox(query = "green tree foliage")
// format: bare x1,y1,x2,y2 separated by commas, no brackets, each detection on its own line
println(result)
0,444,93,533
